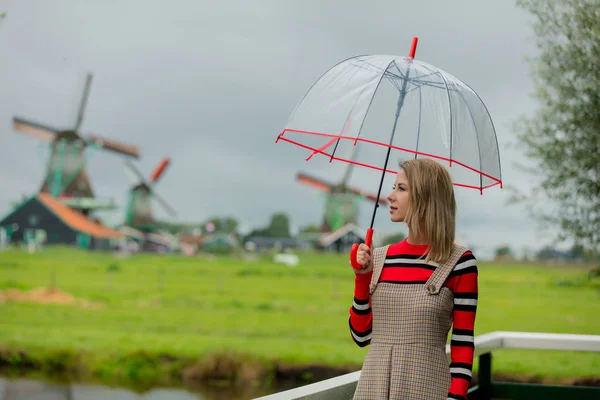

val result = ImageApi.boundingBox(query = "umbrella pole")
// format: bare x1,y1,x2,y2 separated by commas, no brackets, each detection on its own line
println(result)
350,37,418,269
371,100,406,218
370,73,412,223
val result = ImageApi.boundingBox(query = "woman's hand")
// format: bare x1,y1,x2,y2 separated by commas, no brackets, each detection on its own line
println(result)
352,243,373,274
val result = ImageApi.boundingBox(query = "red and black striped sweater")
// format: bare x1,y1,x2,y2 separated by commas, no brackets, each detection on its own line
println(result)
349,239,478,400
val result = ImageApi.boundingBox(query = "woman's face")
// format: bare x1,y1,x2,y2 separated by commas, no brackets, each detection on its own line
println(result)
387,169,410,223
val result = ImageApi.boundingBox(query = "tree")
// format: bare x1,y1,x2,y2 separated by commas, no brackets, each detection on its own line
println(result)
265,212,292,238
536,246,562,261
246,212,292,238
495,245,513,259
513,0,600,253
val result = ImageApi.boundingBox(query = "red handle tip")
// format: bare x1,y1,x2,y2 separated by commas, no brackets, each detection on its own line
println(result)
409,37,419,58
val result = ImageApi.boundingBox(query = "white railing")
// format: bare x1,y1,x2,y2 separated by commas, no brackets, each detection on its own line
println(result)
254,331,600,400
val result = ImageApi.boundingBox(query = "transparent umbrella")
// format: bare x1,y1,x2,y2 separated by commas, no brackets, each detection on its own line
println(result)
276,37,502,268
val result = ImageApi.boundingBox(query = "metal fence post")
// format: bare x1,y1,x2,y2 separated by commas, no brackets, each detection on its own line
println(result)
478,352,492,400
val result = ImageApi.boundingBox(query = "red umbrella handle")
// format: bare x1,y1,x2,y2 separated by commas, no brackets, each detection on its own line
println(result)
350,228,374,270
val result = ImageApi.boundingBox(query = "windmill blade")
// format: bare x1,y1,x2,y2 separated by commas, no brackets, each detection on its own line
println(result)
13,117,58,142
123,160,147,184
340,159,356,186
340,136,361,186
125,161,146,184
123,164,141,184
296,172,335,192
298,172,386,204
86,135,140,158
149,157,171,184
151,189,177,217
74,73,93,132
347,186,388,205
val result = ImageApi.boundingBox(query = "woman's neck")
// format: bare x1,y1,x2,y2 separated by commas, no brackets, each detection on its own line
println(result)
407,228,429,246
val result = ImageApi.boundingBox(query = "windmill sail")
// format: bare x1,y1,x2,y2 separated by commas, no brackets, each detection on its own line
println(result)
13,117,58,142
124,158,176,229
87,135,140,158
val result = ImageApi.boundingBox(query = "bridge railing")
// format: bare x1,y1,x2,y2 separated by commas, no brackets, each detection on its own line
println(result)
254,331,600,400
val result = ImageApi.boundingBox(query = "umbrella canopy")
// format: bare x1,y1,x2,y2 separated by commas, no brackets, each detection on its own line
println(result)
276,37,502,267
277,41,502,193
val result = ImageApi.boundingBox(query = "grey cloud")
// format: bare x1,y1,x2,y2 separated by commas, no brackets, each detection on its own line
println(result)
0,0,559,253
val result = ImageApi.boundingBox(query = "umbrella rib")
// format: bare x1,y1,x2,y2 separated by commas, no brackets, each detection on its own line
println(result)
405,85,422,95
433,66,454,165
306,137,339,161
341,57,378,91
391,63,407,80
414,68,423,159
455,181,502,190
403,80,463,95
411,80,457,90
331,94,365,179
385,70,404,81
454,89,484,193
348,59,386,74
382,67,404,80
354,59,398,144
392,63,443,85
412,79,448,86
458,80,503,186
329,59,377,167
410,71,439,80
389,63,407,91
390,78,403,92
348,58,404,81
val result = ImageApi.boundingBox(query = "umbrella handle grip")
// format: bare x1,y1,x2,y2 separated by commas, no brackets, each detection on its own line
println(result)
350,228,374,270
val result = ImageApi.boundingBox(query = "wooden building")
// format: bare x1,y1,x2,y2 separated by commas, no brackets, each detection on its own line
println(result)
0,193,122,250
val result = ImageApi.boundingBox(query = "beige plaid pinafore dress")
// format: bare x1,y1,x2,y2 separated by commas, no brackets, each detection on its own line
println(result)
353,244,467,400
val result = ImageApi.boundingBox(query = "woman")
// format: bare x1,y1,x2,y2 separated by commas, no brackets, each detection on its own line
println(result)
349,158,478,400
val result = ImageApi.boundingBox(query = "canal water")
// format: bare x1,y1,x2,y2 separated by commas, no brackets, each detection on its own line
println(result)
0,376,288,400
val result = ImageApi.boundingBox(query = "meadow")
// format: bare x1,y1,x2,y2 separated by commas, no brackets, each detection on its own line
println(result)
0,246,598,394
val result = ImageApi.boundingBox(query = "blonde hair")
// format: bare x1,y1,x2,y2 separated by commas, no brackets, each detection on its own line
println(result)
399,158,456,264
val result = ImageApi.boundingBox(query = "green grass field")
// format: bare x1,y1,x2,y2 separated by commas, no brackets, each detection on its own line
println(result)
0,246,598,391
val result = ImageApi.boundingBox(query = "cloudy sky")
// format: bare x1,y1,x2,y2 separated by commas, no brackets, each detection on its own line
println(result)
0,0,561,258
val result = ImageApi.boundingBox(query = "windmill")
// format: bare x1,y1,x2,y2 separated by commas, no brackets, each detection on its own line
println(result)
12,73,140,215
123,157,176,232
297,160,387,233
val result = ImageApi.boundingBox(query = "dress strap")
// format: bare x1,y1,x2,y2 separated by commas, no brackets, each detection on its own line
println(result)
424,245,467,295
369,245,390,295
